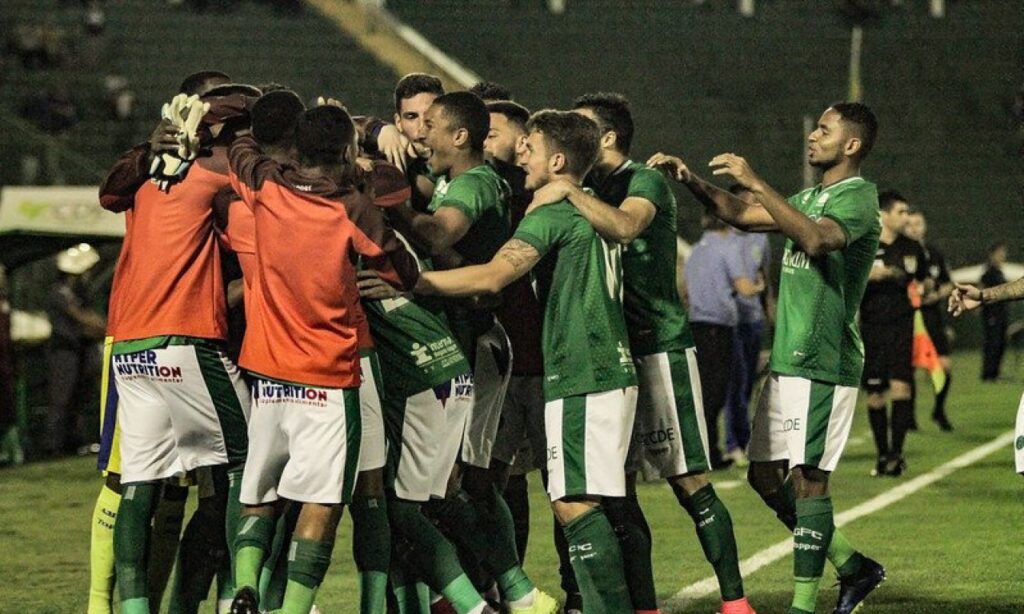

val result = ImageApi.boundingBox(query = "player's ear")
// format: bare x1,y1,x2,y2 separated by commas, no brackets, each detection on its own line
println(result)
452,127,469,148
601,130,617,151
844,137,862,158
393,113,403,132
549,152,567,174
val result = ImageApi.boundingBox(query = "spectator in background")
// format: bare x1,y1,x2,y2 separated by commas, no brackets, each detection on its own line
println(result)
0,265,21,465
723,185,773,467
41,244,106,458
981,242,1009,381
20,85,79,135
83,0,107,35
684,214,765,468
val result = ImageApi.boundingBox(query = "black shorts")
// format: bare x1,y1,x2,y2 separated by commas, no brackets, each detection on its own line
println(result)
922,308,950,356
861,320,914,392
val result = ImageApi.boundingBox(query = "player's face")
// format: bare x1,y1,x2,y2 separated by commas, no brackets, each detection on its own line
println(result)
484,113,523,164
395,92,438,157
904,214,925,241
881,201,910,233
521,130,553,191
420,104,455,174
807,108,849,169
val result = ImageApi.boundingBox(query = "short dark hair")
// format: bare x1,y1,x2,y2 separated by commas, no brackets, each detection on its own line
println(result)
572,92,634,154
252,90,306,147
486,100,530,132
256,82,289,95
394,73,444,112
178,70,231,96
296,105,355,167
202,83,262,99
526,110,601,179
433,91,490,152
469,81,513,102
830,101,878,159
878,189,907,211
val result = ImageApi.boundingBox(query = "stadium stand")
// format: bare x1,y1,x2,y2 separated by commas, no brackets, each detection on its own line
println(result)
387,0,1022,265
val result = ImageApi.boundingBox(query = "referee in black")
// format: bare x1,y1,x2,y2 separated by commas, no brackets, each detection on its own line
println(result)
861,191,929,477
905,209,955,430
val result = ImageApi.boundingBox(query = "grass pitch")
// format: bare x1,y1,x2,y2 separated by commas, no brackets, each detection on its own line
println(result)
2,352,1022,613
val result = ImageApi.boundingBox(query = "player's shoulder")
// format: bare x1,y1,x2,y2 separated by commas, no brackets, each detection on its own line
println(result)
830,176,878,203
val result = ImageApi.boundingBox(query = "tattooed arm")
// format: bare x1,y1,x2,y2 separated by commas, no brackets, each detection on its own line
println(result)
414,239,541,298
949,276,1024,317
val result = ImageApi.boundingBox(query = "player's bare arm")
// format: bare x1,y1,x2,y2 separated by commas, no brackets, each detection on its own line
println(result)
415,238,540,298
392,203,472,256
710,153,847,256
647,152,777,232
733,274,765,298
948,277,1024,317
527,179,656,245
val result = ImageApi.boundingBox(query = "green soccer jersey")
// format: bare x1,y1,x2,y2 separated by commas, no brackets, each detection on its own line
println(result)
428,163,511,265
588,160,693,356
513,198,637,401
770,176,881,387
364,295,470,399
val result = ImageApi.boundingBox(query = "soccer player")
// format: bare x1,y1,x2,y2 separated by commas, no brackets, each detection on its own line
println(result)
416,109,635,613
99,86,253,614
650,101,886,614
904,210,954,430
859,190,928,476
226,104,419,614
470,80,514,103
528,93,754,614
88,69,235,614
393,72,445,210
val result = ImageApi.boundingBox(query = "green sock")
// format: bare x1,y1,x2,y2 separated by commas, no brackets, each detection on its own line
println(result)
389,498,483,613
223,464,244,596
281,538,334,614
792,496,835,613
148,483,187,611
234,515,277,593
603,495,657,609
678,484,744,601
114,481,161,613
351,495,391,613
780,479,862,576
562,506,632,614
261,504,299,611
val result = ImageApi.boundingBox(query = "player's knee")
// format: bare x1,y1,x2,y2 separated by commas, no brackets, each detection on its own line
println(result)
746,460,785,500
668,471,709,505
890,379,912,400
791,465,830,496
354,468,385,497
551,497,599,526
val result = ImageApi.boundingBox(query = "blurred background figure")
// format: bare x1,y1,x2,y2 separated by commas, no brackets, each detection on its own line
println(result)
723,185,773,468
980,243,1009,381
41,243,106,458
0,265,22,465
684,214,764,469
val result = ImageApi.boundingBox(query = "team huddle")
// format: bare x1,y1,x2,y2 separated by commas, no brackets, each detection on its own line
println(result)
86,69,888,614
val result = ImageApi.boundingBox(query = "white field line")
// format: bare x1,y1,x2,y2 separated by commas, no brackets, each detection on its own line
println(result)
373,7,481,88
666,430,1016,611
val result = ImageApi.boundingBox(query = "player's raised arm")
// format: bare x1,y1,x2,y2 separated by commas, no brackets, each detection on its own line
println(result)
647,152,778,232
415,238,540,298
949,277,1024,317
710,152,847,256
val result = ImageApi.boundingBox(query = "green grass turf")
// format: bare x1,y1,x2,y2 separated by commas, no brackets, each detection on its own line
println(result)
2,352,1022,613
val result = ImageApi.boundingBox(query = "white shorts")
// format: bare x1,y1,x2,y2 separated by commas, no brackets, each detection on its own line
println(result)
627,349,711,480
1015,392,1024,475
546,386,638,501
747,373,859,472
386,374,474,502
459,322,513,468
491,375,546,472
240,378,361,505
359,351,386,472
114,341,249,483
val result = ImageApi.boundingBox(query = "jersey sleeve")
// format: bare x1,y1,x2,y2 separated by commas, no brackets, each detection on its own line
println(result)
98,144,150,213
345,191,421,290
227,136,276,209
822,182,879,244
627,167,674,213
512,204,566,259
435,174,492,224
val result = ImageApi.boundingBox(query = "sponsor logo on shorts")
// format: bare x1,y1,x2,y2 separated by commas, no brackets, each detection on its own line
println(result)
410,338,465,373
113,351,183,382
257,380,329,407
783,418,802,432
636,426,677,448
433,373,473,406
546,445,560,461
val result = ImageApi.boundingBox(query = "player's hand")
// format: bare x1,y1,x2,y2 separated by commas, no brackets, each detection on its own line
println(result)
646,152,692,183
148,118,180,156
376,124,415,173
709,153,765,192
357,270,400,300
355,156,375,173
315,96,346,109
948,283,982,317
525,179,573,215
